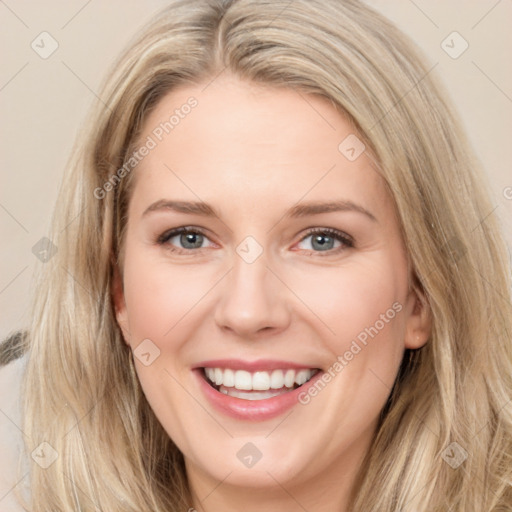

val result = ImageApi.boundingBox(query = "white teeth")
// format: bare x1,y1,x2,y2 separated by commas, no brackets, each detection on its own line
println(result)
203,367,317,392
295,369,310,386
223,368,235,387
206,368,215,383
234,370,252,390
270,369,284,389
252,371,270,390
284,369,295,388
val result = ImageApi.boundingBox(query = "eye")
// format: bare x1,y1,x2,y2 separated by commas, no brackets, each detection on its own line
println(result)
296,228,354,255
156,227,215,253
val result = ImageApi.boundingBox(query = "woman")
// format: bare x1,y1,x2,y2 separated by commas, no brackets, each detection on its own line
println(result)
2,0,511,510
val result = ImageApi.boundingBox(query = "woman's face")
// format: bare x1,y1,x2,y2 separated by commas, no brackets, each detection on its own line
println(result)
113,74,431,506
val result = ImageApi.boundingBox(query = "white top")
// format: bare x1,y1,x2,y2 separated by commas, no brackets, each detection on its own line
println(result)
0,357,28,512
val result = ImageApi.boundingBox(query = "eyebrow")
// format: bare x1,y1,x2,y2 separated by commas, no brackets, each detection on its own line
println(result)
142,199,378,223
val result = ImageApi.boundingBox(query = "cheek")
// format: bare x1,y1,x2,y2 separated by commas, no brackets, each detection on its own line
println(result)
120,248,214,443
296,257,406,351
292,253,408,428
290,264,406,455
122,250,218,342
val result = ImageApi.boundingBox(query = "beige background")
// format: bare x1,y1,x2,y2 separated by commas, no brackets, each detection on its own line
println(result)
1,1,511,509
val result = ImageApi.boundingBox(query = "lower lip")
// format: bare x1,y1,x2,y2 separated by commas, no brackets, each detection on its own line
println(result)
194,369,324,421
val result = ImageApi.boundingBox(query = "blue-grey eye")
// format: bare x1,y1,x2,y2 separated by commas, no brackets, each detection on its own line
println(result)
177,231,204,249
296,228,353,253
311,233,336,251
158,228,212,250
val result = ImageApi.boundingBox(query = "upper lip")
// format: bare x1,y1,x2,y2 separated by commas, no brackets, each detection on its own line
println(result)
192,359,321,372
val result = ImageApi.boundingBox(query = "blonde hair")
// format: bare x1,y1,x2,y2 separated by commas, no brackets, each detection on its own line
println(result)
7,0,511,510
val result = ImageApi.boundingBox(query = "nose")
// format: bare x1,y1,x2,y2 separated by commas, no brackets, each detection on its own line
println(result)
213,248,292,339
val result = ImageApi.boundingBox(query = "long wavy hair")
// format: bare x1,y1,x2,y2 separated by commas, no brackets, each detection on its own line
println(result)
2,0,511,510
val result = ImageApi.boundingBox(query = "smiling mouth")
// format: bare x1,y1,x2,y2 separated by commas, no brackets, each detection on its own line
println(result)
202,367,321,401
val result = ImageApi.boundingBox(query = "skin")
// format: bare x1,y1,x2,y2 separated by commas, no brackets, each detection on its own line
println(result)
112,73,431,512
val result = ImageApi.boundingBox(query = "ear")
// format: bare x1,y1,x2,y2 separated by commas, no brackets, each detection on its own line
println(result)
111,255,131,346
403,278,432,349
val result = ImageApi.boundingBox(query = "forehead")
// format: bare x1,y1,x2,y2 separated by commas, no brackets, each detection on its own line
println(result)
129,74,390,220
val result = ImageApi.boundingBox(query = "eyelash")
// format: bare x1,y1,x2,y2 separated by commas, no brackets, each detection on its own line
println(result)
156,226,354,256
